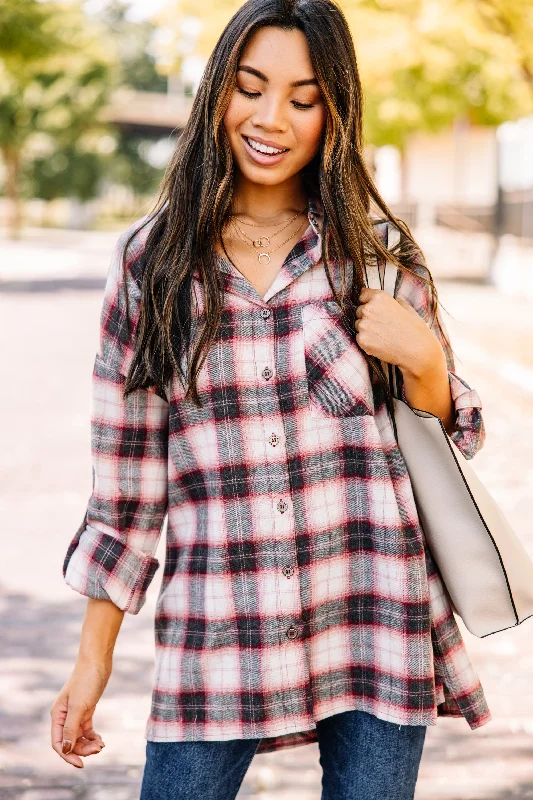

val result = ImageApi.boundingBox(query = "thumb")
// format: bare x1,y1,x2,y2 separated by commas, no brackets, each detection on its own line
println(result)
62,703,85,754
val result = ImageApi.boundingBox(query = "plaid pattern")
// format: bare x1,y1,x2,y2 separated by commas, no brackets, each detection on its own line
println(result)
63,195,491,753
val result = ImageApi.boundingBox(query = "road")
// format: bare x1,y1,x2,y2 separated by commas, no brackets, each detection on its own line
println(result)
1,228,533,799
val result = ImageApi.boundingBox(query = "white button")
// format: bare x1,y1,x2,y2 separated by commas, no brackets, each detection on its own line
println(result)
282,565,294,578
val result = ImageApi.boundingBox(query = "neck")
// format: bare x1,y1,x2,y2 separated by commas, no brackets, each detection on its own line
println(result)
230,175,308,225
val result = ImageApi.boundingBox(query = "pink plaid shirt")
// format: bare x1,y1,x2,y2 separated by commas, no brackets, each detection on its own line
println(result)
63,194,491,752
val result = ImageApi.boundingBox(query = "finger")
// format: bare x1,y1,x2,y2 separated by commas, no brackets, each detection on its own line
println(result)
62,703,86,757
355,331,369,353
71,737,105,757
73,718,105,756
359,287,375,302
51,709,84,768
82,728,104,745
80,719,104,744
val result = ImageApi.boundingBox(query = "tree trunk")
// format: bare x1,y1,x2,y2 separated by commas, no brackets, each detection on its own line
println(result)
2,146,23,240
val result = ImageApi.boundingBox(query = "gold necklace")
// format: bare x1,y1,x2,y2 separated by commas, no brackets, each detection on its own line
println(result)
229,205,308,251
229,216,307,264
233,209,306,251
229,205,306,227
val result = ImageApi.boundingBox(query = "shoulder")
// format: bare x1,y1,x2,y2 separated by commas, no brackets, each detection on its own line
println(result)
98,211,163,367
109,209,163,291
369,213,388,246
368,213,433,315
371,214,430,280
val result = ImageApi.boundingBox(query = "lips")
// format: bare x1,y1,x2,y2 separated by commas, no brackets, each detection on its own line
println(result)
241,134,291,166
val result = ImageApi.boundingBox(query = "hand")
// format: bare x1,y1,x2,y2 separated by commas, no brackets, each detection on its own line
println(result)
50,659,111,769
354,287,442,378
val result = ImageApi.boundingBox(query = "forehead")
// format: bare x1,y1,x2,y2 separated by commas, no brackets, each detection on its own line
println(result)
238,26,315,81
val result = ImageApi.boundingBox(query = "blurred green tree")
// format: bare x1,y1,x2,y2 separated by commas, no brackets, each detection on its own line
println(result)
25,140,108,204
475,0,533,84
0,0,114,236
96,1,170,199
24,1,170,217
351,0,533,148
103,0,168,93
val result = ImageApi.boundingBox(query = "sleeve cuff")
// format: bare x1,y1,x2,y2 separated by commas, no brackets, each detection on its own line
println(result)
400,369,485,460
63,519,159,614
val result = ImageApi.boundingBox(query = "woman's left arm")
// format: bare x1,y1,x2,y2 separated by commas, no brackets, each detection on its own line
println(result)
355,233,485,460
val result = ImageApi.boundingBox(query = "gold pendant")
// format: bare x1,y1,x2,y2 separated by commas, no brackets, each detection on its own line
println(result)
253,236,270,248
258,252,271,264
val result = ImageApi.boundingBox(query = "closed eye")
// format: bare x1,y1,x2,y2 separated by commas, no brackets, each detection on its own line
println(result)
237,87,315,110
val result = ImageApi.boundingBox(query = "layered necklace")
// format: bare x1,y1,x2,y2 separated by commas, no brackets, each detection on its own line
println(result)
227,203,309,265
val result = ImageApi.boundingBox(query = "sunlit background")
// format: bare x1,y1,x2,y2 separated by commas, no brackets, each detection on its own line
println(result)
1,1,533,798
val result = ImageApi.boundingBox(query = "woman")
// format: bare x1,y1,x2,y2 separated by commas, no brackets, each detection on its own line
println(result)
50,1,492,797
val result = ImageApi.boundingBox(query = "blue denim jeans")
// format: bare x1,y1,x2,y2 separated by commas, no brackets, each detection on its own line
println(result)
139,709,427,800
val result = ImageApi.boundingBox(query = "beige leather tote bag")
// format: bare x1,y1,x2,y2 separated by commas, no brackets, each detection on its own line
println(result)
365,221,533,638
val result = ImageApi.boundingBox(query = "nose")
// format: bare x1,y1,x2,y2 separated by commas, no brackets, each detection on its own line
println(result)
251,94,288,133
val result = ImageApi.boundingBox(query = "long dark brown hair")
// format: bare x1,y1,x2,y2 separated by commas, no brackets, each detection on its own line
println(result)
121,0,451,426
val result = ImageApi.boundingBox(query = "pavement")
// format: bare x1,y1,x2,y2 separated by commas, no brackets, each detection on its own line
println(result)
1,227,533,799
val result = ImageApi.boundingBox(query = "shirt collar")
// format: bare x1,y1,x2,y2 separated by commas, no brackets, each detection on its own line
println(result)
191,192,325,301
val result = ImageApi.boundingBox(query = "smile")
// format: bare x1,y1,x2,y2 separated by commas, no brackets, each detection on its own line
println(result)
243,135,289,155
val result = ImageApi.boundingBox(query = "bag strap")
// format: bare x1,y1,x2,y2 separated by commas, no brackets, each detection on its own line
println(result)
364,222,401,398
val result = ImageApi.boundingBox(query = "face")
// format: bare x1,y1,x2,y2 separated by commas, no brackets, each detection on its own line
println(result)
223,26,326,187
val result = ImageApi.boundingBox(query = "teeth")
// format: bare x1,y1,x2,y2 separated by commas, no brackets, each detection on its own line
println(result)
246,136,286,155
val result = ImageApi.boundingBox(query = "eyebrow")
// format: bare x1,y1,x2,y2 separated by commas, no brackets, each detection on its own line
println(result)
237,65,318,88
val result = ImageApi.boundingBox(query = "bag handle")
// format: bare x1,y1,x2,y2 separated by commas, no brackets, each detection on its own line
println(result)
364,222,401,398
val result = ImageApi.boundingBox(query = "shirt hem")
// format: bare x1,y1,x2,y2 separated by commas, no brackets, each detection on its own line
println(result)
144,697,441,751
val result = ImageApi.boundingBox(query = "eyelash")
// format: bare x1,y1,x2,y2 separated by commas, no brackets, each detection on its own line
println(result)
237,87,315,110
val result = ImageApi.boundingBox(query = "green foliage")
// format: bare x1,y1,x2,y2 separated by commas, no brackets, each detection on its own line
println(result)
0,0,64,63
108,134,166,196
101,1,168,93
0,0,169,225
24,143,107,202
0,0,115,232
349,0,533,146
0,0,114,151
93,1,169,196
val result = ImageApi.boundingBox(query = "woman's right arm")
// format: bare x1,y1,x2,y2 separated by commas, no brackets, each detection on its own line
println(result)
51,221,169,767
50,598,124,768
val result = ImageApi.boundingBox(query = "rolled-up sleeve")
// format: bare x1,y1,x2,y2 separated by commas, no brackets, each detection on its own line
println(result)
394,225,485,460
63,221,169,614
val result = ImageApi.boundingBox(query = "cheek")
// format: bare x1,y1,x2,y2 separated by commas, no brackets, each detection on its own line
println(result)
223,95,248,132
293,109,326,157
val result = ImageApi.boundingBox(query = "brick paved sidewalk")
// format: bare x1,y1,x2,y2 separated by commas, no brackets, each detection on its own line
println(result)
1,232,533,799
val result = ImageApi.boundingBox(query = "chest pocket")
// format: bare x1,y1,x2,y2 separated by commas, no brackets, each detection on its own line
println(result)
301,302,375,418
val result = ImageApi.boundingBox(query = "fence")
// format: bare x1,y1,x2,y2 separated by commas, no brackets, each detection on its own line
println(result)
435,189,533,241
